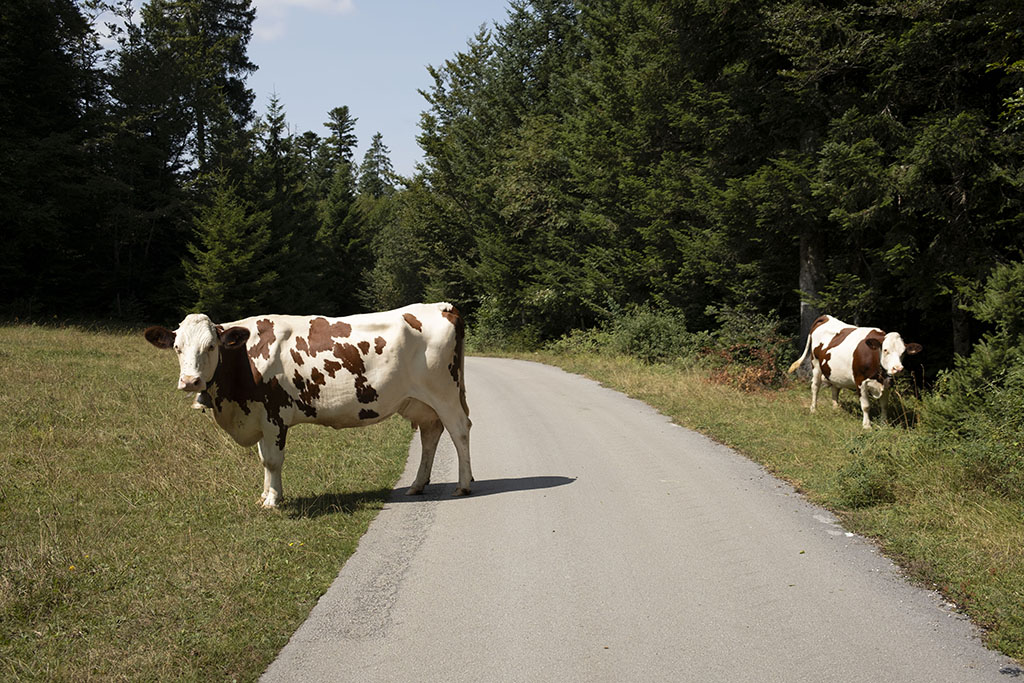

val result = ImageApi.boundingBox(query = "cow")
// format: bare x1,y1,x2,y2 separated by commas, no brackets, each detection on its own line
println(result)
788,315,921,429
144,303,472,508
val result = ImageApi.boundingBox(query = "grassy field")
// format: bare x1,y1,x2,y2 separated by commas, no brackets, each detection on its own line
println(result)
0,324,411,681
523,350,1024,664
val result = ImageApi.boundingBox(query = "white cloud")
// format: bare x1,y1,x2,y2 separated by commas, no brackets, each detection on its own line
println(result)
253,0,356,41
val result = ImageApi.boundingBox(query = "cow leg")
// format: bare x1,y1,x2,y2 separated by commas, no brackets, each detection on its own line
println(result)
830,385,841,409
257,429,286,508
810,366,822,413
858,384,873,430
436,406,473,496
879,386,890,425
408,419,443,495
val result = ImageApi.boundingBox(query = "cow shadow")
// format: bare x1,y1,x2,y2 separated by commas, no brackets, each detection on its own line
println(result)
391,475,576,502
286,476,576,518
285,488,394,519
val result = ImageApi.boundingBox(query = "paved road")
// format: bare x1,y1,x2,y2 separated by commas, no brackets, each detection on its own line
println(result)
262,357,1018,682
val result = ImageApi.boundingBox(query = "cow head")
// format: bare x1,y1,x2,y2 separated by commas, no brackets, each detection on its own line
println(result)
864,332,922,378
144,314,250,392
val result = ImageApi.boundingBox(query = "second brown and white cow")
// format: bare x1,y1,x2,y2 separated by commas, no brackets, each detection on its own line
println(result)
788,315,921,429
144,302,471,507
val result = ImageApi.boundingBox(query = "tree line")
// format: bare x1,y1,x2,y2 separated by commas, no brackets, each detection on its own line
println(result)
405,0,1024,371
4,0,1024,376
2,0,397,323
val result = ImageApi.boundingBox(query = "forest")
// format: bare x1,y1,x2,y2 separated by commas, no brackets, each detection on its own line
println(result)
4,0,1024,375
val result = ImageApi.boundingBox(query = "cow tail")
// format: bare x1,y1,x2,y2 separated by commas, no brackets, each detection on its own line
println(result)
439,302,470,418
788,330,812,374
454,308,469,418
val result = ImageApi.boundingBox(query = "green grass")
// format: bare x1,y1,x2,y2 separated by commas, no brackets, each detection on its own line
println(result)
522,350,1024,663
0,324,411,681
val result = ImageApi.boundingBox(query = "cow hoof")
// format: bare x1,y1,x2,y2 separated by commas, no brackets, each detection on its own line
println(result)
452,487,471,497
406,486,424,496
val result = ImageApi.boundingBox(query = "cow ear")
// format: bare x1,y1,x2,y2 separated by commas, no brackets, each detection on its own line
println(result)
144,326,175,349
905,343,922,355
864,338,882,350
219,326,250,350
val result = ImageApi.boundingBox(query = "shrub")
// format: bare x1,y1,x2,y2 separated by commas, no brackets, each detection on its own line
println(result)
933,365,1024,497
467,294,542,352
546,304,706,365
546,327,613,355
834,457,896,509
606,304,704,365
832,432,903,509
704,304,791,391
925,261,1024,497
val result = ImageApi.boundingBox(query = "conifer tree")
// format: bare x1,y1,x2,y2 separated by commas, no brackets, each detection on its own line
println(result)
316,158,367,314
322,105,358,185
0,0,108,316
357,132,396,198
253,95,320,312
184,170,276,320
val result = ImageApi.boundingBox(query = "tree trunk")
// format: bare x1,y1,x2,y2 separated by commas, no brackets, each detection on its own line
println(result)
798,229,826,344
951,294,971,358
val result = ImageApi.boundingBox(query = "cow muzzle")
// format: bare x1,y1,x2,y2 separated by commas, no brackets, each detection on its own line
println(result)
178,375,206,392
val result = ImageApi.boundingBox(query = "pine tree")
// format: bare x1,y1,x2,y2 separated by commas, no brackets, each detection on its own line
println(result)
363,187,425,311
357,132,396,198
322,105,358,185
316,158,367,314
253,95,320,312
184,170,276,320
0,0,109,316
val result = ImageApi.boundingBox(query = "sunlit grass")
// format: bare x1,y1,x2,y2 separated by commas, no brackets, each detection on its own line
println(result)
0,324,411,680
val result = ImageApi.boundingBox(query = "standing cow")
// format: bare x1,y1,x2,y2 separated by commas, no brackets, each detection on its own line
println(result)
788,315,921,429
144,302,471,507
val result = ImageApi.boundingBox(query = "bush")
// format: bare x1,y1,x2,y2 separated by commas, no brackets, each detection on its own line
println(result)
546,327,613,355
467,294,542,352
833,435,899,508
932,365,1024,497
546,304,706,365
924,261,1024,497
606,304,705,364
704,304,791,391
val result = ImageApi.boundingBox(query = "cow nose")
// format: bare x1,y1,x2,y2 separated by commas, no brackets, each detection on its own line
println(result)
891,365,903,374
178,375,206,391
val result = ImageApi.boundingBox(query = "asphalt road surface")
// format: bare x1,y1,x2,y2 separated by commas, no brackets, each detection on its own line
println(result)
262,357,1019,683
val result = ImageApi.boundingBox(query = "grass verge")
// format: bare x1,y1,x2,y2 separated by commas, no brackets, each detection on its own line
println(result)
0,324,411,681
522,350,1024,663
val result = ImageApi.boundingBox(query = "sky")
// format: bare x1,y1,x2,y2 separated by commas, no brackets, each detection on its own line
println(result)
246,0,513,178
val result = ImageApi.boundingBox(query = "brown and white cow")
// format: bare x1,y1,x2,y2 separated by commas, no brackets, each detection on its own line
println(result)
788,315,921,429
144,302,471,507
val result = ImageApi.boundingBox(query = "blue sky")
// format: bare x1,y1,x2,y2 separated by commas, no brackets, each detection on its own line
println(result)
247,0,513,178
